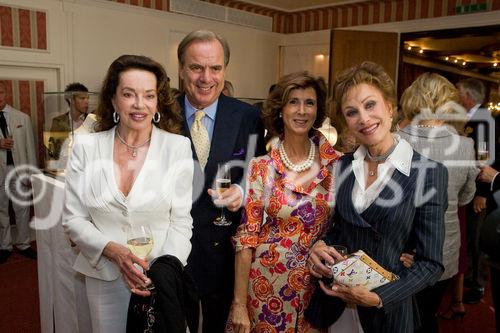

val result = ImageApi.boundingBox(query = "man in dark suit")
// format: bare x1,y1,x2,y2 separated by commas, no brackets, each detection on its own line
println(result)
457,78,497,303
177,30,266,332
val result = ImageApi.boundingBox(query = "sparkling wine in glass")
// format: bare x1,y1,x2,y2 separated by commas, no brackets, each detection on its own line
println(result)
126,224,154,290
477,141,489,166
213,163,232,226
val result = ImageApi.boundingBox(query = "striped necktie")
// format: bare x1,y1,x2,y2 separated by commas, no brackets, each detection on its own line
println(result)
190,110,210,169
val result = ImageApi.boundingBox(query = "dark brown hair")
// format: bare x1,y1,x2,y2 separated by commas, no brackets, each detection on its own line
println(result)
262,71,326,137
95,55,182,134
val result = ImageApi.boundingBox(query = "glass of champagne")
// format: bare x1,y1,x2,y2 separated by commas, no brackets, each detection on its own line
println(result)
213,163,232,226
477,141,489,166
126,224,154,290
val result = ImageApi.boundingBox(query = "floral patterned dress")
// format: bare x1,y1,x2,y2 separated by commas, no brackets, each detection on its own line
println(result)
232,134,340,333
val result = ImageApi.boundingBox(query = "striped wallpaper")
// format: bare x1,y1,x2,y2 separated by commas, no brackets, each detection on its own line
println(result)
1,79,45,167
0,5,47,50
201,0,500,33
104,0,499,34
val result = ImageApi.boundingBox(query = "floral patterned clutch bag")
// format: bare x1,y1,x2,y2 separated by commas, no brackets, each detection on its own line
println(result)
330,250,399,290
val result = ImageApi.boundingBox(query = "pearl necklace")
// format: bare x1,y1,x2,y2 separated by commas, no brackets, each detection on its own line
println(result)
416,124,438,128
278,139,316,173
116,128,151,158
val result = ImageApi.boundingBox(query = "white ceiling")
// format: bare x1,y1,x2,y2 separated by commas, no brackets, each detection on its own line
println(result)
239,0,366,12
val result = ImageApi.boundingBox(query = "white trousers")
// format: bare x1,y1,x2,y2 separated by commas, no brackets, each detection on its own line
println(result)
0,165,31,250
85,276,131,333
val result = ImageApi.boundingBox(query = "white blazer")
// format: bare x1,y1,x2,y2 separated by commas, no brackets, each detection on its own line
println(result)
62,126,194,281
0,105,37,174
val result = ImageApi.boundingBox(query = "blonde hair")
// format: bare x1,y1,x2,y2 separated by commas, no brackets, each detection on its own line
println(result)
401,72,466,122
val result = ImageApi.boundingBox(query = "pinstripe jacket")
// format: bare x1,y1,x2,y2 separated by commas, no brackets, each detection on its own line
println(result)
322,149,448,332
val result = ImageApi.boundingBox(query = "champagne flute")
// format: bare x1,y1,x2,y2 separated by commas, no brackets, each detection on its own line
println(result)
213,163,232,226
477,141,489,166
5,124,13,150
126,224,154,290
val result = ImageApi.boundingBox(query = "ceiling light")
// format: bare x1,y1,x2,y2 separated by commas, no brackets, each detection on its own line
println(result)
494,62,498,67
445,56,449,61
454,59,458,63
419,49,424,54
462,61,466,66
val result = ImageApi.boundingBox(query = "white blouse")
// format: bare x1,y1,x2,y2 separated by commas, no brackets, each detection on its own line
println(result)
351,136,413,214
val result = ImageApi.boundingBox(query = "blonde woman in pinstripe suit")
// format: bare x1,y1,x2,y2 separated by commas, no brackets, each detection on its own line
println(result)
306,62,448,332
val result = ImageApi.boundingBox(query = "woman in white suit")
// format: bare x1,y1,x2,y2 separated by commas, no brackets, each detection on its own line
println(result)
63,55,194,333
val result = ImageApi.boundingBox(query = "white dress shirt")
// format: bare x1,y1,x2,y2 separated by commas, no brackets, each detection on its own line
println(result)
351,136,413,214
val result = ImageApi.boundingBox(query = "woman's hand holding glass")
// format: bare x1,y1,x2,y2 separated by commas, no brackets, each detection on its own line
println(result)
308,241,381,306
307,240,346,279
102,241,151,297
126,224,155,294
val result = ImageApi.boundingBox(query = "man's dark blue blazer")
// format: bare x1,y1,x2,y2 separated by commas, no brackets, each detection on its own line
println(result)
178,93,266,298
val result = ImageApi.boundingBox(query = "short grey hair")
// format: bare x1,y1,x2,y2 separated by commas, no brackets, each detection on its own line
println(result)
177,30,230,67
457,78,486,105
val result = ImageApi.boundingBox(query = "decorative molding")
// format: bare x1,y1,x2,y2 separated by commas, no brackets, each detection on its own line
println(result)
0,5,47,50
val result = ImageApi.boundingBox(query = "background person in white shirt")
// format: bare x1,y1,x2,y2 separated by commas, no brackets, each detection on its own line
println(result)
0,80,37,264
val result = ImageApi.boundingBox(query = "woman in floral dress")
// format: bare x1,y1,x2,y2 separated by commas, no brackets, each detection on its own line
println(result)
228,71,341,333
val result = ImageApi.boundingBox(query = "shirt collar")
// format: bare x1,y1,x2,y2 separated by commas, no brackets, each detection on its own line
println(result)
0,104,10,113
467,104,481,118
184,95,218,121
353,135,413,177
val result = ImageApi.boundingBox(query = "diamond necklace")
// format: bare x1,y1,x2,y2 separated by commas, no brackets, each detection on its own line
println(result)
365,139,398,162
115,128,151,158
278,139,316,173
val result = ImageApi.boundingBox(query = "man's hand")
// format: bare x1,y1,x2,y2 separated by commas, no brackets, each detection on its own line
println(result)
208,184,243,212
473,196,487,213
478,166,499,184
0,138,14,150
